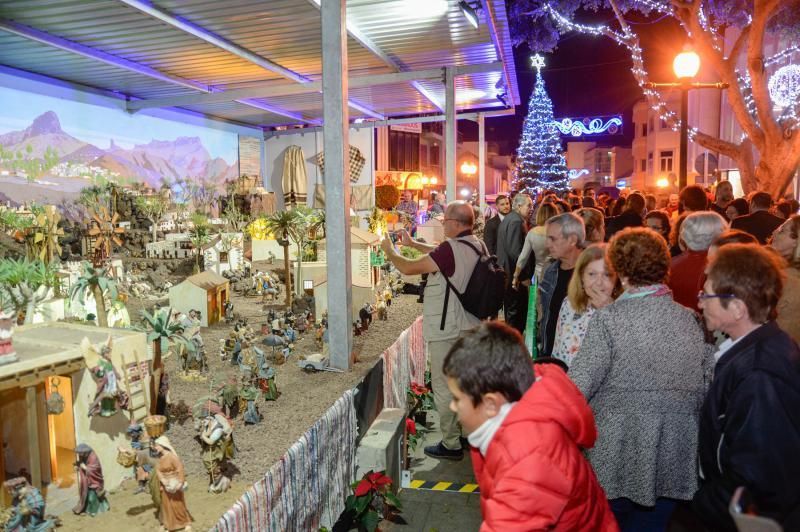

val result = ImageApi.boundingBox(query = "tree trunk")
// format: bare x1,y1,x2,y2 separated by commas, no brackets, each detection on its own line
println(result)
283,244,292,308
93,284,108,328
151,220,158,243
150,340,162,415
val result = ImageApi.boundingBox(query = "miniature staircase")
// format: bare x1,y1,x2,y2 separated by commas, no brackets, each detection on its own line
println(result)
122,350,149,424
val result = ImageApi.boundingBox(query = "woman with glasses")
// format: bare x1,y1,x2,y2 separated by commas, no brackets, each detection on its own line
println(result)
693,244,800,531
569,227,713,531
770,214,800,342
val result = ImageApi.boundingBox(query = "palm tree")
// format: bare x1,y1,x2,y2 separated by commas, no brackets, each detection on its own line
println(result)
69,262,117,328
139,307,195,414
188,213,211,273
286,206,315,296
263,211,299,307
0,258,57,325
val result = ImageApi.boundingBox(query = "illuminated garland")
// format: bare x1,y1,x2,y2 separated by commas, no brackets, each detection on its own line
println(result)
568,169,590,179
553,116,623,136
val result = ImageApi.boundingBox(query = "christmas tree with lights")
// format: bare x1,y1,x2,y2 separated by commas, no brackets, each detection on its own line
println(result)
514,54,568,194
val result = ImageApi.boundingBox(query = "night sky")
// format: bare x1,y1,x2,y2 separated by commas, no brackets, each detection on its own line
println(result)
464,8,688,154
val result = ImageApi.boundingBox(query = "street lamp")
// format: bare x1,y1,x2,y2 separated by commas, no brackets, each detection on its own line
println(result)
645,48,728,190
674,50,700,190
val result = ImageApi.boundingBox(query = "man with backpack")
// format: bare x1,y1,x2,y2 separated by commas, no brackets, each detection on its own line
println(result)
381,201,504,461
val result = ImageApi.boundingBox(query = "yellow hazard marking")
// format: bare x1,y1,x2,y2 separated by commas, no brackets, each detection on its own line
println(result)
432,482,452,491
410,480,426,489
459,484,479,493
405,480,480,494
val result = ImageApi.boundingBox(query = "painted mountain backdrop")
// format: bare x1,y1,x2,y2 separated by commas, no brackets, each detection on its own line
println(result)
0,111,238,186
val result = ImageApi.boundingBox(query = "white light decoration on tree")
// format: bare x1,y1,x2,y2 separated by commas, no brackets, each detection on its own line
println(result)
768,64,800,108
514,55,569,194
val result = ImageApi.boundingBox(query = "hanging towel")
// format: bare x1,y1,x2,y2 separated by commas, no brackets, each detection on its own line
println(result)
313,145,366,183
281,145,308,207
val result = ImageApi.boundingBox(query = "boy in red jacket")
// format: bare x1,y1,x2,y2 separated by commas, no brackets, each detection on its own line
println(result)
443,321,618,531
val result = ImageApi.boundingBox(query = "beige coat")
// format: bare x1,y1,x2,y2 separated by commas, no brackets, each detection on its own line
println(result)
777,266,800,344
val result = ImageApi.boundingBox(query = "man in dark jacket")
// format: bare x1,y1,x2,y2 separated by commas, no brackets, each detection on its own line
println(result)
605,192,645,240
694,244,800,531
730,191,784,244
496,193,533,333
482,194,510,256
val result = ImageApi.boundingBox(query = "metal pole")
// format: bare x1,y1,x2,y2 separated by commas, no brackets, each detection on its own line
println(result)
445,67,457,203
478,113,486,211
321,0,353,370
679,86,689,190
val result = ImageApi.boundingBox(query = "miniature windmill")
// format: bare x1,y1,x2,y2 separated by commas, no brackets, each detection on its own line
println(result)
31,205,64,265
87,206,125,265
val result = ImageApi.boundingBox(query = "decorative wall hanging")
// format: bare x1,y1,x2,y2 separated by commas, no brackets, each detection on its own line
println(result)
313,145,366,183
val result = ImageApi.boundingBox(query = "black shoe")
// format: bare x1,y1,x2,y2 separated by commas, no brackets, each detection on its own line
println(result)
423,441,463,461
459,436,470,449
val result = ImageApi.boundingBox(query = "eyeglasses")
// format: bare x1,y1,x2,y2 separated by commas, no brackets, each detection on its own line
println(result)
697,290,736,300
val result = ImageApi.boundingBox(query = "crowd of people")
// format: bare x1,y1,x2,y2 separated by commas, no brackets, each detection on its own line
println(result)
381,184,800,531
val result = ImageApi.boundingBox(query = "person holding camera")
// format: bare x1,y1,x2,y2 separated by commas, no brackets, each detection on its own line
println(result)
381,201,481,461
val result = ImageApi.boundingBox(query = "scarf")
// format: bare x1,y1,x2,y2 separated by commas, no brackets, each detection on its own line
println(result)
467,402,516,456
617,283,672,301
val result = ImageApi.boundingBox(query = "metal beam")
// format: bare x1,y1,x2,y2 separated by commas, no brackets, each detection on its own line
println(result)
322,0,353,370
117,0,312,84
479,0,516,106
445,66,457,201
478,113,486,210
0,19,315,124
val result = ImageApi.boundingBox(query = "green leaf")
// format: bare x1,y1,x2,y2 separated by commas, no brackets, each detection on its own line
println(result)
354,494,370,516
384,492,402,510
361,510,380,532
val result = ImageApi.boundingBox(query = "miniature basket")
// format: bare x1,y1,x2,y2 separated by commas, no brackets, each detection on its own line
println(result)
144,415,167,438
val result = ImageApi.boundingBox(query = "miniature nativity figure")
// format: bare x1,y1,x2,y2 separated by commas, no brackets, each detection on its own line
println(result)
116,445,157,499
239,384,262,425
255,347,280,401
81,336,129,417
198,414,235,494
262,331,290,364
0,309,18,366
73,444,110,517
1,477,56,531
359,302,374,331
152,436,194,532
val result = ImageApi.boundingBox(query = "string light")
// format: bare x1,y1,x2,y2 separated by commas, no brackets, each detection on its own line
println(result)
553,116,623,136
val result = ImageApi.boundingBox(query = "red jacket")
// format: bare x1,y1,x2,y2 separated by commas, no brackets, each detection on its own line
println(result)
471,364,619,532
669,249,708,312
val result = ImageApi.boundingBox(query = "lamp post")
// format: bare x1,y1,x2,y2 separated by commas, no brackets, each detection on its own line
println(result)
645,49,728,190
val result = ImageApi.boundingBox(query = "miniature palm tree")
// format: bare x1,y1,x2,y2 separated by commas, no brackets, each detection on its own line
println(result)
134,195,167,243
189,213,211,273
70,261,118,328
263,210,299,307
286,206,315,296
222,200,248,233
0,257,57,325
139,306,195,414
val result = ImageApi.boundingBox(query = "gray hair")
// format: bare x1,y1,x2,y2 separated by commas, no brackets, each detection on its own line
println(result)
512,193,532,209
546,212,586,248
680,211,728,251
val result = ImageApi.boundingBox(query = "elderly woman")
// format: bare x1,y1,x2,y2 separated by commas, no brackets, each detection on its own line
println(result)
770,214,800,342
569,228,713,531
576,207,605,244
693,244,800,531
551,244,618,367
512,202,561,286
668,211,728,311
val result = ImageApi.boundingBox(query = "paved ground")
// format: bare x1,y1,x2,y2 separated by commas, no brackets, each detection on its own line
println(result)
387,411,482,532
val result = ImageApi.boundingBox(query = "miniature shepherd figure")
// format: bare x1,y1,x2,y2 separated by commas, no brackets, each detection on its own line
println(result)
73,444,110,516
152,437,193,532
82,337,128,417
199,414,235,494
2,477,56,531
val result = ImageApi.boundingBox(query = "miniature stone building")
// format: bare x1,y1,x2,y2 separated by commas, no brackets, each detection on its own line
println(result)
202,233,245,276
145,233,193,259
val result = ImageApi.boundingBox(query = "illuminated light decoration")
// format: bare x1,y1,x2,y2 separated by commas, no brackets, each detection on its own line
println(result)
531,54,546,72
673,49,700,79
768,64,800,108
657,177,670,188
430,176,438,185
553,116,623,136
568,169,590,180
513,53,569,194
460,161,478,174
460,187,471,198
421,175,430,185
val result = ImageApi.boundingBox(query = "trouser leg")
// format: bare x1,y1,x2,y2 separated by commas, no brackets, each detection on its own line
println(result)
503,283,529,333
428,339,461,450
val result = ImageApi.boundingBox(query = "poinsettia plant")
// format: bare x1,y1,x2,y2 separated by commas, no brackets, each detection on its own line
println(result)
405,417,423,452
406,382,434,413
343,470,402,532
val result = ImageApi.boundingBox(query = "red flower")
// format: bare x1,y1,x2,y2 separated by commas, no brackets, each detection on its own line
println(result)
354,471,392,497
405,418,417,435
410,383,429,396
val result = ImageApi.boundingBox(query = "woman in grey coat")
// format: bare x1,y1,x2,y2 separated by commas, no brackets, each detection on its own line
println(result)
569,227,714,531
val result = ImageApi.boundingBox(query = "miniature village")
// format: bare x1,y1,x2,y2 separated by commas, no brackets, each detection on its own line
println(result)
0,173,433,531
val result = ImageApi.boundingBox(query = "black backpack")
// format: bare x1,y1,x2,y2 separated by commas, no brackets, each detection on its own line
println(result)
439,239,506,328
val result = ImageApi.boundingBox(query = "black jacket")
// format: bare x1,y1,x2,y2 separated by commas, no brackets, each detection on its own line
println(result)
483,214,502,256
496,211,533,281
692,321,800,531
604,209,643,240
730,210,784,244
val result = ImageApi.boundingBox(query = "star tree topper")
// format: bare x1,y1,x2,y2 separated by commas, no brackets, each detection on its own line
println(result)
530,54,546,74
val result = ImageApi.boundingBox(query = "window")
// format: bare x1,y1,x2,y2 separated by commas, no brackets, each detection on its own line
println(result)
640,159,646,172
648,118,654,133
420,144,429,167
647,152,653,174
660,150,674,173
430,143,440,166
389,130,420,171
219,251,228,263
660,118,667,129
641,123,648,137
